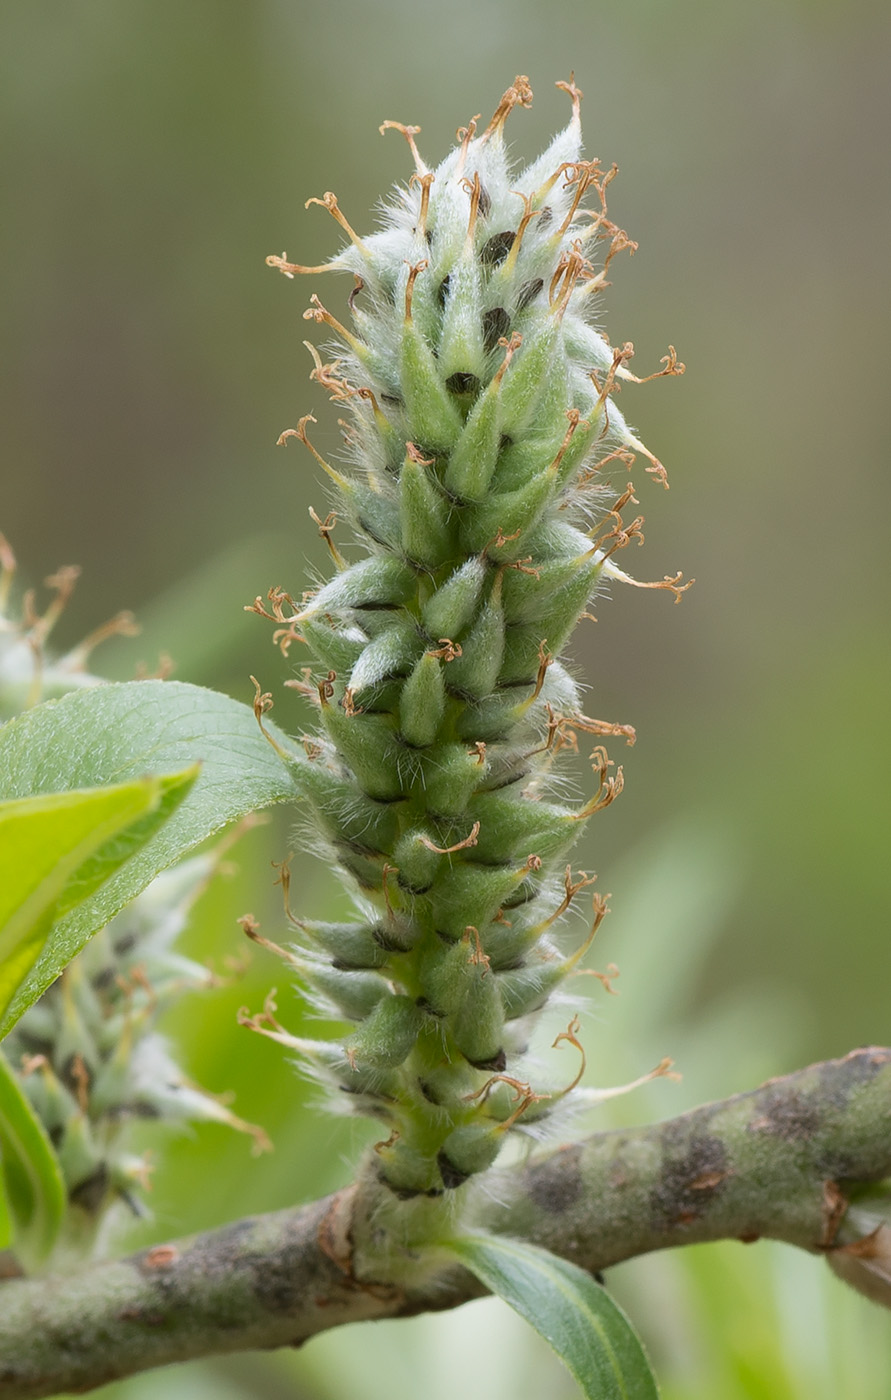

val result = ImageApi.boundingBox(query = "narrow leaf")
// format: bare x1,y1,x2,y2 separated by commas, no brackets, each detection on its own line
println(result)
0,1173,11,1251
0,1052,66,1262
0,680,300,1037
442,1234,660,1400
0,773,192,1033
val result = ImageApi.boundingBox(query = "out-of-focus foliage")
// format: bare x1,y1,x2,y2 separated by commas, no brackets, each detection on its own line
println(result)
0,773,193,1035
2,1,888,1396
0,1050,65,1265
0,682,298,1033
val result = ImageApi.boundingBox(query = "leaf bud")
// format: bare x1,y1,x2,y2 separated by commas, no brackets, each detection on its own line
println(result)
296,919,392,970
299,615,366,675
444,586,505,699
400,316,463,453
399,447,455,568
393,828,445,894
451,964,505,1071
295,957,389,1022
303,554,417,615
348,620,423,699
421,556,487,639
399,652,447,748
469,791,577,864
421,742,487,820
318,705,406,801
347,994,423,1069
438,1119,503,1185
292,755,400,854
497,958,569,1020
431,860,535,943
444,374,504,500
375,1135,443,1198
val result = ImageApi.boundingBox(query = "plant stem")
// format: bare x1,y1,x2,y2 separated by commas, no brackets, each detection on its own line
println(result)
0,1047,887,1399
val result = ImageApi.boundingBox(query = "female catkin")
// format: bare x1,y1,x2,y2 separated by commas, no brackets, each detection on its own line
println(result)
0,553,266,1263
252,75,688,1203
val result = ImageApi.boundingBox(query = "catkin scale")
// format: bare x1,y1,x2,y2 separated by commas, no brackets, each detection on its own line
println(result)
399,653,447,748
420,555,487,638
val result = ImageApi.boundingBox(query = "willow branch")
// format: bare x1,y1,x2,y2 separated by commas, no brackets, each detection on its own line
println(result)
1,1048,888,1399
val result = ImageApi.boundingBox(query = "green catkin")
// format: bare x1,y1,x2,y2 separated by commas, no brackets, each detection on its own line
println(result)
4,855,269,1258
0,562,264,1266
254,75,688,1219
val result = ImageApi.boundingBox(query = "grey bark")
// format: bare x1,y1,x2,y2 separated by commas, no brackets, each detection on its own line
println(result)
0,1047,888,1398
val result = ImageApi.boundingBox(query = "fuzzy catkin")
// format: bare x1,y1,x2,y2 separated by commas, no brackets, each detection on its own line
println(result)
252,75,687,1201
0,551,265,1259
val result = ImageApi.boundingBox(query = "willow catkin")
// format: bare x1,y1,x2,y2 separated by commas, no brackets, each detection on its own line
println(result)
248,75,689,1202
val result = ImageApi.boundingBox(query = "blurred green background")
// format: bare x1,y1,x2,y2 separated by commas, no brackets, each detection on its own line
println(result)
2,0,889,1395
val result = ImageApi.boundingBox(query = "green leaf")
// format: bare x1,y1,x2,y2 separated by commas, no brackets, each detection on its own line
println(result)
0,1051,66,1262
441,1234,660,1400
0,680,300,1038
0,1171,11,1251
0,772,193,1033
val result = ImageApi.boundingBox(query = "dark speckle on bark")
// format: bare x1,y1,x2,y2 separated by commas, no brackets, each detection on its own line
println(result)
116,1307,167,1327
750,1089,821,1141
526,1146,584,1214
249,1249,309,1315
184,1217,256,1272
653,1123,729,1229
818,1047,890,1106
183,1217,313,1315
